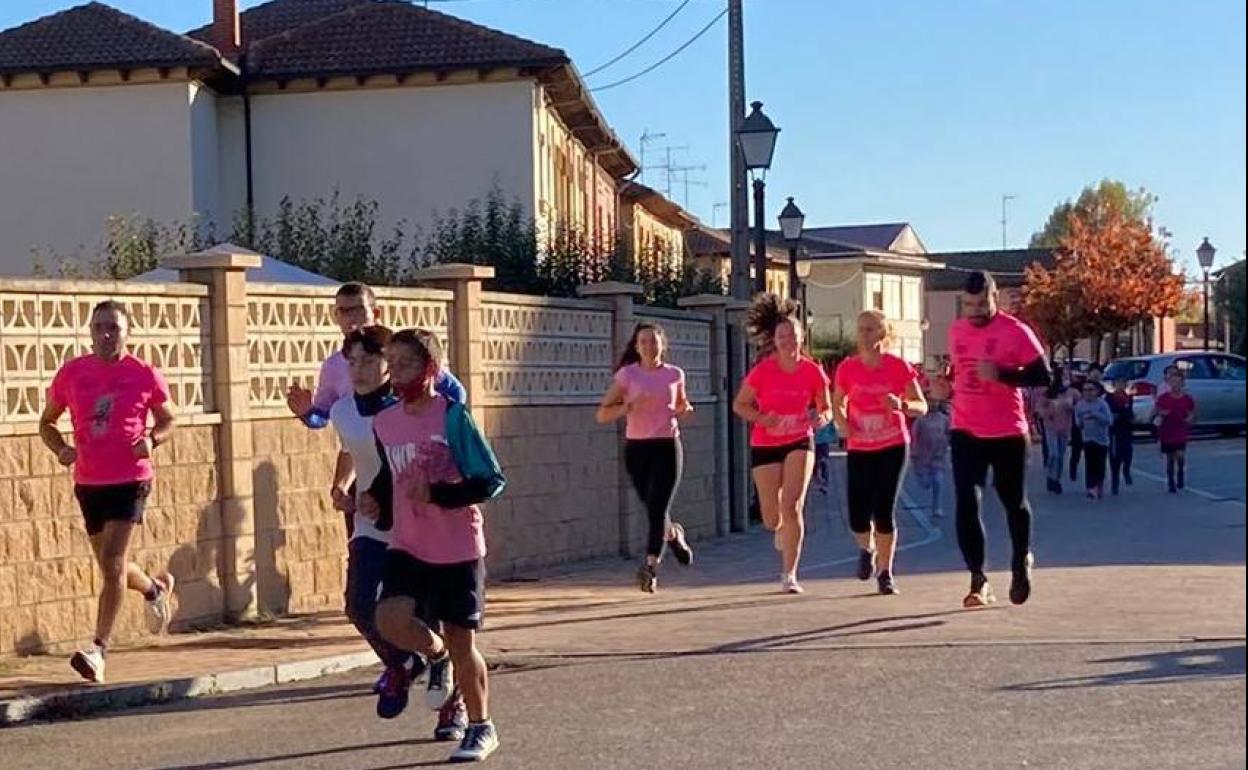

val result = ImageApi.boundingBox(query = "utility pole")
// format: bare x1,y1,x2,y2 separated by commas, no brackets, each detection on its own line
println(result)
712,202,728,228
728,0,748,301
1001,194,1016,249
639,129,666,185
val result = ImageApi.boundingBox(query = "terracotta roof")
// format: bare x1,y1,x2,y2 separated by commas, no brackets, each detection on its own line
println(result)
686,226,789,264
0,2,220,76
186,0,371,47
925,248,1055,291
621,182,698,230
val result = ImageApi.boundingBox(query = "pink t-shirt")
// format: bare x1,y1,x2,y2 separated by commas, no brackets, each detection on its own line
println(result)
744,356,829,447
949,312,1045,438
313,352,351,413
373,397,486,564
614,363,684,440
47,353,171,486
1155,391,1195,445
834,353,917,452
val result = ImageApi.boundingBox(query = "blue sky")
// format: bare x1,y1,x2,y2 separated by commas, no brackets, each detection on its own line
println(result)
3,0,1244,274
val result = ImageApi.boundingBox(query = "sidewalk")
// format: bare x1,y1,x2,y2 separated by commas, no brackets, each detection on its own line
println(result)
3,449,1243,726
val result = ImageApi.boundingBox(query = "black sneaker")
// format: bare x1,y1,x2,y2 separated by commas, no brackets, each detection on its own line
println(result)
1055,480,1063,495
450,720,500,763
435,688,469,742
1124,471,1134,486
375,664,411,719
856,548,876,581
877,572,899,595
636,563,658,593
425,652,454,710
963,573,995,608
667,522,694,566
1010,553,1034,606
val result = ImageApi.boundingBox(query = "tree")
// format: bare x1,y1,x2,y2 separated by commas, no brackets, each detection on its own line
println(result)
1021,208,1185,359
1030,179,1157,249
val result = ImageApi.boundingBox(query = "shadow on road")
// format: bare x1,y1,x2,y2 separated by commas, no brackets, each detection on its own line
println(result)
138,737,437,770
1003,644,1246,691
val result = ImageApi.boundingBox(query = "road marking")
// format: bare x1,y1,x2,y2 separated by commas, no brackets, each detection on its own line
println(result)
1131,468,1244,503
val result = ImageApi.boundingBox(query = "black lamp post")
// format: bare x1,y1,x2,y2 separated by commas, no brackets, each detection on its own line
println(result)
737,101,779,294
1197,237,1217,351
778,197,805,301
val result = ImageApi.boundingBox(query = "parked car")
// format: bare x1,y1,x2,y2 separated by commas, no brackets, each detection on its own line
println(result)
1055,357,1093,377
1104,352,1246,434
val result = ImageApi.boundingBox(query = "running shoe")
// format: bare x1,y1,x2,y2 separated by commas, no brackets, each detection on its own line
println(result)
962,573,995,608
1124,471,1134,486
145,573,175,635
426,652,455,710
376,663,411,719
781,574,803,594
667,522,694,566
877,571,899,595
450,720,500,763
932,508,945,519
435,688,469,742
1009,552,1034,606
69,645,105,684
636,563,658,594
856,548,876,581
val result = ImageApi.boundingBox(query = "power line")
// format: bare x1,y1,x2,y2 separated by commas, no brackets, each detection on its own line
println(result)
582,0,692,78
590,6,728,93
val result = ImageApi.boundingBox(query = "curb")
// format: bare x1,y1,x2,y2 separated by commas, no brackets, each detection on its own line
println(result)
0,650,381,727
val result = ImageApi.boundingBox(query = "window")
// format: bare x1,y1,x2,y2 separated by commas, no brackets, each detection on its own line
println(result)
883,275,901,320
865,274,883,311
1209,355,1247,381
900,337,922,364
1174,356,1215,380
902,276,922,322
1104,359,1151,382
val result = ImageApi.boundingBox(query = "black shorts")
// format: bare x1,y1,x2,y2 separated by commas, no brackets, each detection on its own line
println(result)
1160,441,1188,454
380,550,486,631
750,438,815,469
74,481,152,536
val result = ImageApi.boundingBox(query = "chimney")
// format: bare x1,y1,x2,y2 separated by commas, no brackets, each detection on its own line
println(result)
211,0,241,56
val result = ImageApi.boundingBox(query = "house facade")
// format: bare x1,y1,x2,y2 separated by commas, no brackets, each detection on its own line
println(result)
0,0,638,273
686,225,791,298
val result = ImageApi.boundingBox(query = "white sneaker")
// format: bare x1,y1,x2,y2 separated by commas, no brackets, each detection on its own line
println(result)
145,573,175,634
70,646,106,684
426,652,455,710
781,575,803,594
450,720,499,762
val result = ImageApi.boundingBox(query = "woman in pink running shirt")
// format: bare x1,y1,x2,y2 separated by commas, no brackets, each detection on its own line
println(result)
597,323,696,593
38,301,177,685
832,310,927,595
733,294,833,595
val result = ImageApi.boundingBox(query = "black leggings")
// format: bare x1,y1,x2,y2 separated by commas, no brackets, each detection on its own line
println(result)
846,445,907,535
1083,443,1108,491
951,431,1033,574
624,438,684,558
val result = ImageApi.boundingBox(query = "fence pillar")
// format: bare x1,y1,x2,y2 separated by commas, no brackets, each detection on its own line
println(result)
725,303,751,532
410,264,496,420
679,294,747,537
579,281,645,558
164,244,262,620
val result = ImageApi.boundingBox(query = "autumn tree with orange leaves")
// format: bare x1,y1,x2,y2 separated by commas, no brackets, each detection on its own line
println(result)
1021,207,1185,359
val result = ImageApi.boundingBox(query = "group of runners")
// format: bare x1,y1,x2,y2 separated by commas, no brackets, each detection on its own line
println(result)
40,266,1198,763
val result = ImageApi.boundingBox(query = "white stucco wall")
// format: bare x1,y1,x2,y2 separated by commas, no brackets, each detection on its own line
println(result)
806,261,863,343
247,81,537,246
189,83,220,237
0,81,197,273
214,95,247,236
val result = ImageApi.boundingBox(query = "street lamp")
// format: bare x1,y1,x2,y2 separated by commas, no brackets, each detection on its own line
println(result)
778,197,805,301
1197,237,1216,351
737,101,779,293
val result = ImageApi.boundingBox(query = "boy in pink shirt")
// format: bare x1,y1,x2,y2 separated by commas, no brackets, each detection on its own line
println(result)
948,272,1052,608
38,301,177,684
364,330,505,764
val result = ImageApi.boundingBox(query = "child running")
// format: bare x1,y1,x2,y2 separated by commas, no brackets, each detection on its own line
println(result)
1040,370,1074,494
911,372,952,520
1152,366,1196,493
328,326,467,738
811,354,843,502
732,294,833,595
596,322,696,593
38,301,177,683
832,310,927,595
366,329,506,763
1074,381,1112,499
1106,377,1136,494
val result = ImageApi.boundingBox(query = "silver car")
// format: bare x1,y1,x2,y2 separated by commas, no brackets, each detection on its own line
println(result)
1104,352,1246,433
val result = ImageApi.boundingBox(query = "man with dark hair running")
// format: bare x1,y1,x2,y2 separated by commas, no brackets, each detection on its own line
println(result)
949,271,1052,607
39,301,177,683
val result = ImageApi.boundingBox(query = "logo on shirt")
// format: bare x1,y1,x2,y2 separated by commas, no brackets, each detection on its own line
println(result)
90,394,114,437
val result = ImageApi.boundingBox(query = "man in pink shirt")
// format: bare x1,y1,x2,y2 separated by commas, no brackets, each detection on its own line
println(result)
38,301,178,684
949,272,1052,608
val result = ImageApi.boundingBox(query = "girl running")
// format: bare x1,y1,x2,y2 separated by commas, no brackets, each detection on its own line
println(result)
1152,366,1196,493
1040,369,1074,494
596,323,696,593
732,294,833,595
832,310,927,595
911,372,952,520
1074,381,1112,499
365,329,506,763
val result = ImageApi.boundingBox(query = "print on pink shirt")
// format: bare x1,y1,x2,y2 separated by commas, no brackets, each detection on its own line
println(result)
949,312,1045,439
